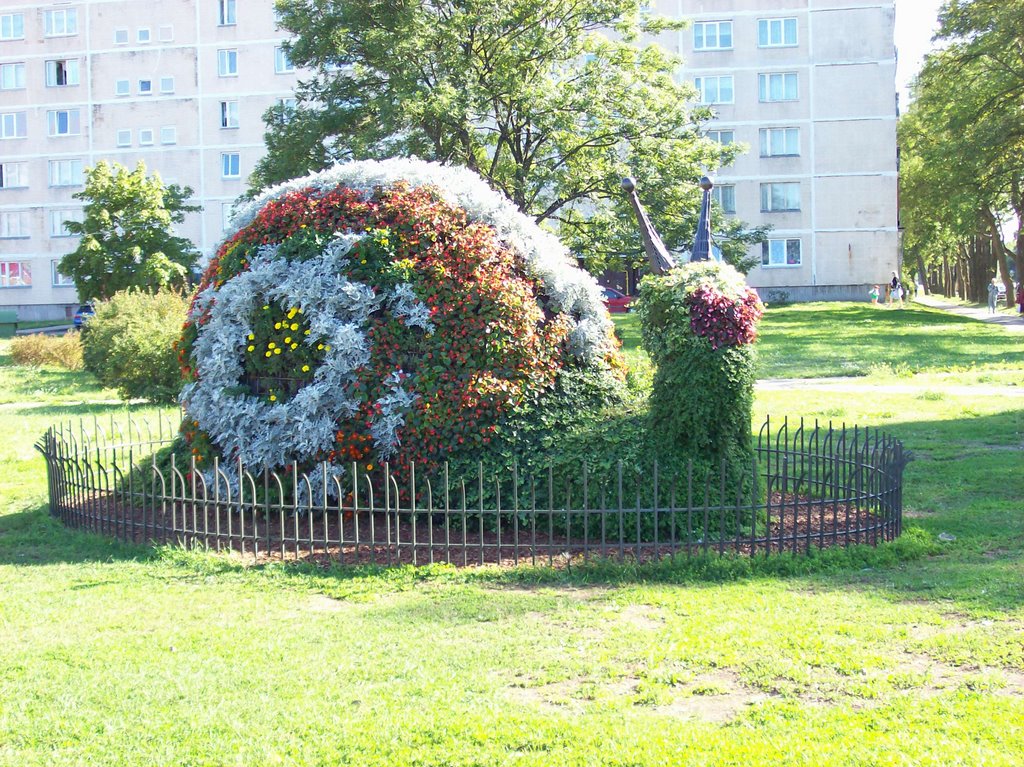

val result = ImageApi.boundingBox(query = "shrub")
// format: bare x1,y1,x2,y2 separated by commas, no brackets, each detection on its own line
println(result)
10,332,84,370
636,261,764,488
82,289,189,402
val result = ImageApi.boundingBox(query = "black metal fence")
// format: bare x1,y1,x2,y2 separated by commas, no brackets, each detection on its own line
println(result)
36,414,906,566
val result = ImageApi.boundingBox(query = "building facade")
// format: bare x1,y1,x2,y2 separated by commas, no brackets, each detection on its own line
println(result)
652,0,899,301
0,0,300,319
1,0,898,318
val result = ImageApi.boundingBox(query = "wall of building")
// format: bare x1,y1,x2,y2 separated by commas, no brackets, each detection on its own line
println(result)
0,0,299,318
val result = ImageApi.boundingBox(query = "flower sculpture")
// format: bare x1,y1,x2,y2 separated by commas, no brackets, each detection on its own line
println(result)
177,159,624,495
636,261,764,486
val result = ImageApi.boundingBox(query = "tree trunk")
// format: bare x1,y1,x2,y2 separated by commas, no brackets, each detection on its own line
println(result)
915,250,930,295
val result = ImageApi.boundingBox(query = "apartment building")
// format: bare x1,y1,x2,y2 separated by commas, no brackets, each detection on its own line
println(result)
651,0,899,300
0,0,300,319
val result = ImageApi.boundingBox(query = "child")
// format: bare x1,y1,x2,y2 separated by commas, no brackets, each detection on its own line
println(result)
869,285,879,305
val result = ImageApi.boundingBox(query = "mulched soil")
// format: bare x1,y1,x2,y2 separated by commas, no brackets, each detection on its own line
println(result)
54,489,898,567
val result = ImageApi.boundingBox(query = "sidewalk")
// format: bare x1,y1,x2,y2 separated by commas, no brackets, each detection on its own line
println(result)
913,293,1024,332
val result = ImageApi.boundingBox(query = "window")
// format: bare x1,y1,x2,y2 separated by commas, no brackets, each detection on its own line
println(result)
1,13,25,40
694,75,734,105
218,49,238,76
693,21,732,51
274,47,294,73
138,79,153,95
47,109,81,136
0,63,25,90
221,152,240,178
762,238,801,267
50,209,81,237
706,129,734,146
116,129,131,147
0,112,27,139
219,0,237,25
138,128,154,146
712,185,736,215
159,25,173,42
760,182,801,212
759,127,800,157
137,27,151,43
160,76,175,93
115,79,130,96
48,159,84,187
46,59,80,87
0,261,32,287
222,202,235,231
44,9,78,37
759,72,798,102
160,126,177,145
220,100,239,128
278,97,297,110
0,211,30,239
759,18,798,48
114,28,129,44
276,97,297,124
52,261,76,287
0,162,28,189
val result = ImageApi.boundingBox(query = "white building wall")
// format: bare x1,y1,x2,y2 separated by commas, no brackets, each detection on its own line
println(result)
0,0,300,319
655,0,898,300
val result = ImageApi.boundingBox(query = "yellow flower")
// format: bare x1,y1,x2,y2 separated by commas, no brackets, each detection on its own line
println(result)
290,323,299,331
324,345,331,351
301,365,310,373
284,336,292,344
274,348,281,355
290,343,298,350
268,342,276,349
287,308,297,319
247,345,254,352
247,333,254,340
317,344,324,350
304,329,310,335
262,305,269,310
265,351,271,358
274,322,282,330
269,394,277,402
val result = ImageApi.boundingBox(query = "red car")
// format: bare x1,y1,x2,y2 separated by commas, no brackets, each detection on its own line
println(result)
601,287,634,313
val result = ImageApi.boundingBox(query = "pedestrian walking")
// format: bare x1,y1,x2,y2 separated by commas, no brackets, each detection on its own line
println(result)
987,278,1000,314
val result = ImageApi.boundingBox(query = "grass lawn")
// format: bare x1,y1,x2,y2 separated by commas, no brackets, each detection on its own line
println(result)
1,304,1022,766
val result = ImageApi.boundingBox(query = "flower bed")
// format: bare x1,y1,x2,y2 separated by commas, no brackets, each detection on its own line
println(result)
176,159,625,497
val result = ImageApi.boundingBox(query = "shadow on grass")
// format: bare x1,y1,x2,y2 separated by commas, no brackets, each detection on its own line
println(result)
0,503,152,567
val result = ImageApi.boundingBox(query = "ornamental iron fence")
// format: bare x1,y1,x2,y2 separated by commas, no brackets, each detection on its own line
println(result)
36,414,906,566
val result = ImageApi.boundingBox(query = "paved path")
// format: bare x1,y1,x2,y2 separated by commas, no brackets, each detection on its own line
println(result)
15,324,74,336
756,377,1023,397
914,293,1024,332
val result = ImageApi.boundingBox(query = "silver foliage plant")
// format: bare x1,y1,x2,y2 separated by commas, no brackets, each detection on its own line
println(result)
181,234,433,502
228,158,615,364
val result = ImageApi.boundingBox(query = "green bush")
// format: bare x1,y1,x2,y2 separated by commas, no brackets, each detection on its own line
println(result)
636,262,764,488
82,289,189,402
10,332,84,370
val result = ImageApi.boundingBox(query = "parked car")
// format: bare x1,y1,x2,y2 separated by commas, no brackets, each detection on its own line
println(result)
601,287,634,314
73,304,95,329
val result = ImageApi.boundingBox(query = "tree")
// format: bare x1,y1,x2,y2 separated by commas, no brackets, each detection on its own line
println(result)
899,0,1024,304
60,161,200,301
254,0,763,274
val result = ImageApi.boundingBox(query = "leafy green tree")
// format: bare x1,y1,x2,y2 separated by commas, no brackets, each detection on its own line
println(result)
899,0,1024,304
256,0,763,273
59,161,200,301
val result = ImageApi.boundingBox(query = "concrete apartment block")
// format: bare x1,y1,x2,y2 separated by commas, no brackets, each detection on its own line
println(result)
0,0,299,319
0,0,897,318
648,0,899,301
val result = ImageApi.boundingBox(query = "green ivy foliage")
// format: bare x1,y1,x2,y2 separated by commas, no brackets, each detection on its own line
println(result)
636,262,763,498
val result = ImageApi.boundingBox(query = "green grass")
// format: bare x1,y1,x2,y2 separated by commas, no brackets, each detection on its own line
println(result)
1,305,1024,766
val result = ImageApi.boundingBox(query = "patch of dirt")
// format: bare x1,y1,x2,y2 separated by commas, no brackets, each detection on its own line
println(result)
613,604,665,630
303,594,350,613
653,669,773,723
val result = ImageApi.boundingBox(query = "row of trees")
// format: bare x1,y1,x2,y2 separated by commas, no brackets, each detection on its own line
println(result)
899,0,1022,305
64,0,767,301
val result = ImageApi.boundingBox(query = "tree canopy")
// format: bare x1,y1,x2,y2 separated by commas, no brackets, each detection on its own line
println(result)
899,0,1023,302
59,161,200,301
254,0,762,273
